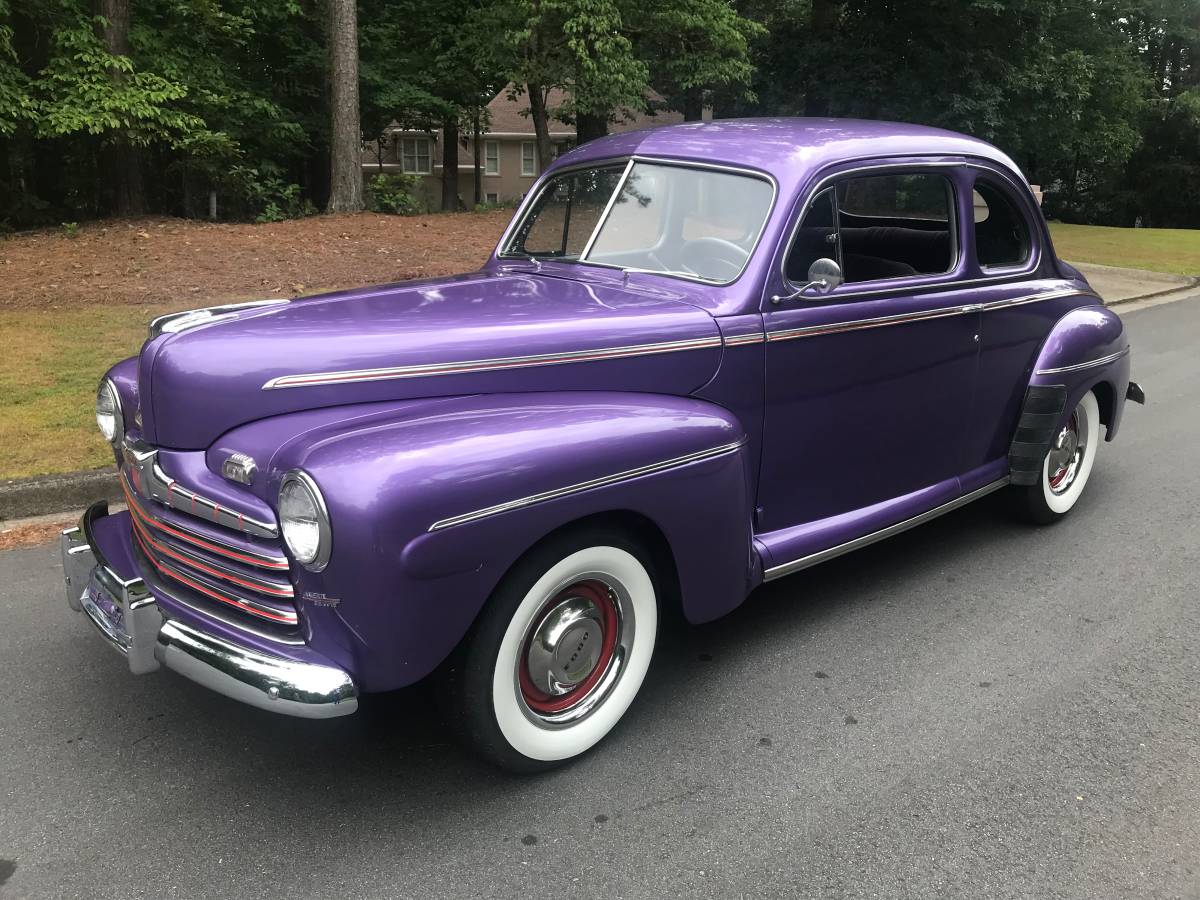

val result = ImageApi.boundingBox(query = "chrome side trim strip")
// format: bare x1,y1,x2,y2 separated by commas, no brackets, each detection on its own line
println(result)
429,437,747,532
982,288,1095,311
723,332,766,347
262,334,724,390
1035,346,1129,376
766,289,1092,343
762,477,1011,582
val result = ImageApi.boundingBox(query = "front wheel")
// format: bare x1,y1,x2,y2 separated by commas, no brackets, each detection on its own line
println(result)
445,527,659,772
1016,390,1101,524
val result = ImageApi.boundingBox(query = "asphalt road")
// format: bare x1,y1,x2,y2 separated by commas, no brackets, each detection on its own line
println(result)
1,293,1198,900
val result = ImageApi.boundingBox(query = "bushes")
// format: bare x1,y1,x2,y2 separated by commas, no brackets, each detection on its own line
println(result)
226,165,316,223
365,173,426,215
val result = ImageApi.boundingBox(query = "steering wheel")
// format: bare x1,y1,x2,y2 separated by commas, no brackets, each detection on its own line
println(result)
678,237,750,282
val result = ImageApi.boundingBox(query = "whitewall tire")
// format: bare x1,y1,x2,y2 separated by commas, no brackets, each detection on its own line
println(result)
1018,389,1101,524
445,527,659,772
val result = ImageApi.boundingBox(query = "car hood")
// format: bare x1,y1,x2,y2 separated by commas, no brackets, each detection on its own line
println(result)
139,268,724,449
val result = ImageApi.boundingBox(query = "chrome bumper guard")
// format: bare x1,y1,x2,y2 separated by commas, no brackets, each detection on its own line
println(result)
61,502,358,719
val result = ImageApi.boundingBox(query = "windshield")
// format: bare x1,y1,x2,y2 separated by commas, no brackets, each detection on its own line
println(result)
501,161,774,284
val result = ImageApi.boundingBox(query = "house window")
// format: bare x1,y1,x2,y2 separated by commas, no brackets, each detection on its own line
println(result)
400,138,431,175
484,141,500,175
552,141,573,160
521,142,537,176
486,192,499,204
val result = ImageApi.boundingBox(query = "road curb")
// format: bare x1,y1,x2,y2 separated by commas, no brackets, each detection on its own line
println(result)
0,469,120,521
1104,274,1200,307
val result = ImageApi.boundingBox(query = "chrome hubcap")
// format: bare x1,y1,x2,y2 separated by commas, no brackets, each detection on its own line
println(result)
517,578,627,723
1047,409,1087,495
525,595,606,696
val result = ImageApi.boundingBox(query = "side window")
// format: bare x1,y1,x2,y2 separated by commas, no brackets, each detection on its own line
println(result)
973,180,1032,269
784,172,957,288
785,188,837,283
835,173,954,283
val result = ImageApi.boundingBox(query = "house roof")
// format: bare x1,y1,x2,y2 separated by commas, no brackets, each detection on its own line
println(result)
485,85,685,137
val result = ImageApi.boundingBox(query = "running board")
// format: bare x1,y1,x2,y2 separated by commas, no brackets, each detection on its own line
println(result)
762,477,1011,582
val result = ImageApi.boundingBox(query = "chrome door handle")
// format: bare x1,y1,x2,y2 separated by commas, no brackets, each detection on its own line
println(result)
960,303,984,312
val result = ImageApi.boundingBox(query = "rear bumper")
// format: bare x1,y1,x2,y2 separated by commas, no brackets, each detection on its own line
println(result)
61,502,358,719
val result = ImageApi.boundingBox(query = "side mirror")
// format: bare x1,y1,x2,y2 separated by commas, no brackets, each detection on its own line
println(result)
806,257,843,293
770,257,844,304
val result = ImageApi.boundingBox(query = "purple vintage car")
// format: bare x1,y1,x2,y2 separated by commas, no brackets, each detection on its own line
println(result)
62,119,1143,770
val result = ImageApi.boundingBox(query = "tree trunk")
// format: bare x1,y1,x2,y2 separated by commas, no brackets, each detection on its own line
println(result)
575,111,608,145
526,82,553,174
682,87,704,122
804,0,838,117
96,0,146,216
327,0,364,212
441,116,459,212
473,110,482,207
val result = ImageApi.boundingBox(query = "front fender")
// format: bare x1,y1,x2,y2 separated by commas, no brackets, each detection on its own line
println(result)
224,392,752,691
1010,305,1131,485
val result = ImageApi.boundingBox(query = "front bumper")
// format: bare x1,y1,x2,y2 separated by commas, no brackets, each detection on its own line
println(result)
61,502,358,719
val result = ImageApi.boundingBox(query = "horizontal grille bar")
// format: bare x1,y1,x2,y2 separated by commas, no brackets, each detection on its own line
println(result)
122,437,278,539
131,515,298,626
123,478,288,571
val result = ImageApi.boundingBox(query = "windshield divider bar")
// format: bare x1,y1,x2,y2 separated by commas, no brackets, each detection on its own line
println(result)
579,158,634,261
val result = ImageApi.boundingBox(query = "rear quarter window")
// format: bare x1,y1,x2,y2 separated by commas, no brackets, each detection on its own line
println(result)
972,179,1033,269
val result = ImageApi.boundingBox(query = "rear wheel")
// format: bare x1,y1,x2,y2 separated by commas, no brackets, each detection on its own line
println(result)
1016,390,1100,524
445,527,659,772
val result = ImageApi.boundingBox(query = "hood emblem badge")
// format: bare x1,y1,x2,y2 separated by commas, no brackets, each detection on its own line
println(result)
221,452,258,486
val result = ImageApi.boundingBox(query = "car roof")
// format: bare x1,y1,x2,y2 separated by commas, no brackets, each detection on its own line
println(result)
552,118,1026,194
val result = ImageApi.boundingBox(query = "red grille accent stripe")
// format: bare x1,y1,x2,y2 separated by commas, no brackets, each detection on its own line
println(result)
131,518,298,625
123,480,289,571
130,511,294,599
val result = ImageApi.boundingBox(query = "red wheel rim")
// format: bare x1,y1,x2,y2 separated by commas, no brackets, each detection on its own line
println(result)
518,580,620,715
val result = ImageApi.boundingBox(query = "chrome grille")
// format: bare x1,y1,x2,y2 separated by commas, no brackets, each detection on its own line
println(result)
122,437,277,538
121,470,298,629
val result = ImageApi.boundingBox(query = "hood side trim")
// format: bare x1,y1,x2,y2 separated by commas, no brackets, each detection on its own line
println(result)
262,335,724,390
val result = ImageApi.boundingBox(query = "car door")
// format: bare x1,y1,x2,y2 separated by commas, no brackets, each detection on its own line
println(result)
957,169,1064,469
757,164,981,539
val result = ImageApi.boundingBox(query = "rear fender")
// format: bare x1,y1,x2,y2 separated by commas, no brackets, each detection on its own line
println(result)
1009,306,1131,485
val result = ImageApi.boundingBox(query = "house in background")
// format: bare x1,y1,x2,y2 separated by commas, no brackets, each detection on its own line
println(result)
363,86,687,210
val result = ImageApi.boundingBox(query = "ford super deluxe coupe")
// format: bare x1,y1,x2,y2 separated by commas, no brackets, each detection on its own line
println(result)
62,119,1143,771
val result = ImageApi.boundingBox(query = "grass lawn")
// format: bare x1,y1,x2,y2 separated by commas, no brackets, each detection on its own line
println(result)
1048,222,1200,275
0,303,187,480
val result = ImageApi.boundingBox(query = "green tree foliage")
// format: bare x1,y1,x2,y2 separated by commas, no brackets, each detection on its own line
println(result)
0,0,1196,228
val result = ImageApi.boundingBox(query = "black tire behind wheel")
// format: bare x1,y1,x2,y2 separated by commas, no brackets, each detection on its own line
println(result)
440,525,659,773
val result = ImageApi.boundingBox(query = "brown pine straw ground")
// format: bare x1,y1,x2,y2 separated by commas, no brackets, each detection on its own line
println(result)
0,517,78,551
1,210,511,310
0,210,512,483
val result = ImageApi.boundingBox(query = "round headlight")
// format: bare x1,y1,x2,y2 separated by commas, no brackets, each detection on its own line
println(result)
279,470,331,571
95,378,123,445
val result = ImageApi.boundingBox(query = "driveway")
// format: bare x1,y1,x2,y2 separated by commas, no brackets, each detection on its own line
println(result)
0,293,1197,899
